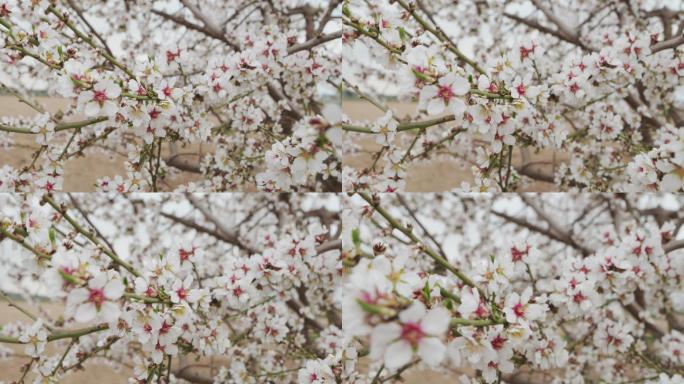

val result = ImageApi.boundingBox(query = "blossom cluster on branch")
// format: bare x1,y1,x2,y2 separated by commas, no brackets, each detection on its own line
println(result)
341,0,684,192
341,193,684,383
0,193,343,383
0,0,342,192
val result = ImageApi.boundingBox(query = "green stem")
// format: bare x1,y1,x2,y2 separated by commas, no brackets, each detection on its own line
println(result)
48,6,136,79
0,324,108,344
0,117,109,135
0,227,51,261
43,196,141,277
450,317,501,327
394,0,485,75
357,193,482,293
343,115,457,134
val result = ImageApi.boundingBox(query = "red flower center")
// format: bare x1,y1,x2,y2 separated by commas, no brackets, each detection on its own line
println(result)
512,302,525,318
572,292,586,303
491,335,507,350
88,288,105,307
93,90,108,104
400,322,425,347
437,85,454,102
515,83,526,96
176,287,187,300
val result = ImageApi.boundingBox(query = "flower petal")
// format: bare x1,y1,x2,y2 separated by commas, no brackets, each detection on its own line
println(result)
399,301,426,324
74,303,96,323
384,340,413,371
421,306,450,335
104,278,124,299
417,337,446,367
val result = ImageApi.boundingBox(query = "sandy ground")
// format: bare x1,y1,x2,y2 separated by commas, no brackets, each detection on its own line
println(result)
343,100,564,192
0,95,206,192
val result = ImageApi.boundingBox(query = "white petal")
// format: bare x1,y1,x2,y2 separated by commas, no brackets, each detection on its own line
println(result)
661,173,683,192
94,81,107,92
399,301,426,324
440,72,456,86
84,101,100,117
421,307,450,335
384,340,413,371
74,303,96,323
492,140,502,153
452,76,470,95
371,256,392,275
104,278,124,299
102,100,118,117
521,287,533,303
427,98,445,116
106,83,121,98
291,157,307,173
417,337,446,367
477,75,490,91
89,273,108,289
67,288,89,307
100,301,121,323
419,86,437,107
370,323,401,359
77,91,94,107
450,98,466,117
447,339,463,367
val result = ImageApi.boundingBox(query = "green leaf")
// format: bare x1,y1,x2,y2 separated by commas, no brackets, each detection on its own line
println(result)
422,280,431,302
355,299,394,317
351,228,361,247
48,227,56,246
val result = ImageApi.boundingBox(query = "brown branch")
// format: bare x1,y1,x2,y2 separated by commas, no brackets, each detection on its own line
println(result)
160,211,258,254
179,0,240,50
316,239,341,254
491,210,592,256
151,8,236,48
515,163,555,183
287,31,341,55
651,33,684,53
503,12,588,50
315,0,340,35
665,239,684,253
164,154,202,173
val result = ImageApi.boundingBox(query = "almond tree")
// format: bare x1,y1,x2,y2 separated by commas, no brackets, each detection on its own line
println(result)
0,193,343,383
342,0,684,192
0,0,342,192
342,193,684,383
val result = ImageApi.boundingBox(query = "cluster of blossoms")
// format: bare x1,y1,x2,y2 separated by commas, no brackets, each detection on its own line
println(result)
341,193,684,383
0,0,341,192
0,193,343,383
341,0,684,192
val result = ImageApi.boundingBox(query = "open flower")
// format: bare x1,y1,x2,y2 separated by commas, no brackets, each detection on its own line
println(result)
419,72,469,116
19,320,48,357
77,79,121,117
503,287,546,324
67,272,125,323
370,301,450,370
372,111,398,146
